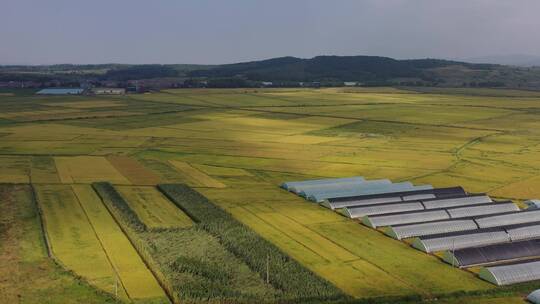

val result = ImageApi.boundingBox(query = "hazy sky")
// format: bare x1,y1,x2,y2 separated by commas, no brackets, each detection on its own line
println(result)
1,0,539,65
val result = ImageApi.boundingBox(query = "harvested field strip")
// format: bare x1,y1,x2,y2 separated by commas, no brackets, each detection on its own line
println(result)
116,186,193,229
107,155,162,185
72,185,168,301
168,160,226,188
55,156,130,184
34,184,129,300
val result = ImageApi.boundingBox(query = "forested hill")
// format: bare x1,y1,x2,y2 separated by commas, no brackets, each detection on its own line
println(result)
188,56,497,82
2,55,540,88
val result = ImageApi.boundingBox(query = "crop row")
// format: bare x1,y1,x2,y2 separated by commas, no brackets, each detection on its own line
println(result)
157,183,348,302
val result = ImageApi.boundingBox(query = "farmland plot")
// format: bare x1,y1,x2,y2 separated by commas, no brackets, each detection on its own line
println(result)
35,184,129,300
55,156,130,184
116,185,193,229
72,185,169,302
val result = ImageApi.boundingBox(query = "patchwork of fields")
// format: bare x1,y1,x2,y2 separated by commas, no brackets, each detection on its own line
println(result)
2,87,540,303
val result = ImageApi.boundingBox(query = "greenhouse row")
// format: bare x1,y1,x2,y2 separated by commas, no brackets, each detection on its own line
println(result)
323,186,466,210
363,202,518,228
343,195,494,219
412,222,540,253
282,176,540,285
443,239,540,267
281,176,434,203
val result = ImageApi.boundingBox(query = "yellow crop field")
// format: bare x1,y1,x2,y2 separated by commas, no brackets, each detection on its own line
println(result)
55,156,130,184
107,155,162,185
72,185,168,302
169,160,226,188
34,184,129,300
5,87,540,303
116,185,193,229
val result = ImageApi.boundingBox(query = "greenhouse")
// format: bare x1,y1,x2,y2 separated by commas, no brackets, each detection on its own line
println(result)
362,210,449,228
344,201,425,218
480,260,540,285
411,228,510,253
422,195,492,209
475,209,540,228
302,179,392,199
309,183,433,202
321,186,465,210
385,219,479,240
446,203,519,218
443,239,540,267
527,289,540,304
507,223,540,241
281,176,365,193
361,202,516,228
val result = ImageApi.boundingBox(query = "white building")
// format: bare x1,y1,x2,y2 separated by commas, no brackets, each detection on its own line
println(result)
92,88,125,95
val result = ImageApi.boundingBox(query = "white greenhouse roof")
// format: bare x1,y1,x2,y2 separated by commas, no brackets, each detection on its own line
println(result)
480,260,540,285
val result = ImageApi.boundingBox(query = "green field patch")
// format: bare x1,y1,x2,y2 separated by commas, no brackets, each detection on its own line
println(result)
31,156,61,183
0,155,30,183
310,120,419,137
192,163,253,177
62,110,202,130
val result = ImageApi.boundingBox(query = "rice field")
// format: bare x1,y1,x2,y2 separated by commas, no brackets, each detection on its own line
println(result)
36,184,168,303
2,87,540,303
55,156,131,184
35,184,129,300
116,185,193,229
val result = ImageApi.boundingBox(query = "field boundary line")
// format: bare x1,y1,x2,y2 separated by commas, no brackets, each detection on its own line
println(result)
30,184,119,301
93,184,175,304
72,185,131,301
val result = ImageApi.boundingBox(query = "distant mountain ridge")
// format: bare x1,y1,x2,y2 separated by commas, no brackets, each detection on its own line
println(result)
188,55,496,82
464,54,540,67
2,55,540,88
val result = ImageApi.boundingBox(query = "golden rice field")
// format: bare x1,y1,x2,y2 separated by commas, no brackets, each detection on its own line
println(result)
35,184,168,303
116,185,193,229
3,87,540,303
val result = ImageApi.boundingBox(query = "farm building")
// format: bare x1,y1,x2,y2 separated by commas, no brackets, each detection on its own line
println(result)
36,88,84,95
91,87,125,95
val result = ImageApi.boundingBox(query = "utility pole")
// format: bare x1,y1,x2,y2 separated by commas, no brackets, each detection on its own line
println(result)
451,239,456,268
115,275,118,298
266,254,270,284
